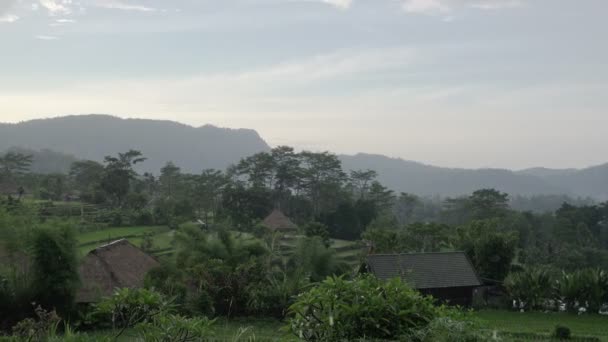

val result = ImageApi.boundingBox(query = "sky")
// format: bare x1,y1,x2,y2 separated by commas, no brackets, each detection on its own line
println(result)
0,0,607,170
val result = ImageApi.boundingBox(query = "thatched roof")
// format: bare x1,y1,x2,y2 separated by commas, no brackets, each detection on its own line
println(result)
366,252,482,289
262,209,298,232
76,239,159,303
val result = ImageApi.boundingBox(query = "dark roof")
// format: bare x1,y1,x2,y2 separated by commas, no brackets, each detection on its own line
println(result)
366,252,482,289
262,209,298,231
76,239,160,303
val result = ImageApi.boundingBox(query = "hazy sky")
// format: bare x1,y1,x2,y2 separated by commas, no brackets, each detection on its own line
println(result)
0,0,606,170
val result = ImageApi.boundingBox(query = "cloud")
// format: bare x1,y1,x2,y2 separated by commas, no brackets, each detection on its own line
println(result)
35,35,59,40
402,0,524,14
39,0,73,16
320,0,353,9
469,0,523,10
0,0,18,22
0,0,17,14
0,14,19,22
403,0,449,14
94,1,157,12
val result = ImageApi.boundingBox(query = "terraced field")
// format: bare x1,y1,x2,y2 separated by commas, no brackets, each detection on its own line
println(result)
76,224,365,267
77,225,173,256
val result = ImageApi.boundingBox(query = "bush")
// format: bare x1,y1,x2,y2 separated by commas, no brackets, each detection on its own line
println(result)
90,288,173,338
553,325,572,340
287,275,447,341
303,222,331,247
11,305,61,341
406,317,488,342
505,268,552,311
135,313,215,342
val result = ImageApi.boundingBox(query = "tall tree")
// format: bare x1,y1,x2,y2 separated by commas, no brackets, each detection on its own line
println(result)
100,150,146,207
349,169,377,200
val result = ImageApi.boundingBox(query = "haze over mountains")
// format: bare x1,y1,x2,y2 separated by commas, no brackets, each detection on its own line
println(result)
1,115,607,200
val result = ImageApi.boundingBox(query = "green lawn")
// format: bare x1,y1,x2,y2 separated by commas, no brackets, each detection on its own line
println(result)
475,310,608,341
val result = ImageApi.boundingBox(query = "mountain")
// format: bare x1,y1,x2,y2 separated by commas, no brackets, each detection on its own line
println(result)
339,154,608,200
339,154,569,197
1,115,607,199
0,115,270,173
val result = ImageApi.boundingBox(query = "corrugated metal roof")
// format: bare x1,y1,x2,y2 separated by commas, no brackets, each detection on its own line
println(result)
366,252,482,289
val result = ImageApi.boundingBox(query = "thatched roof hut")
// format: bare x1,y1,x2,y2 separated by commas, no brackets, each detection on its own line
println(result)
262,209,298,233
76,239,159,303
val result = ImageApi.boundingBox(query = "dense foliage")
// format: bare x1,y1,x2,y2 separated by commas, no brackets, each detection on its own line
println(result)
2,146,608,339
288,275,481,341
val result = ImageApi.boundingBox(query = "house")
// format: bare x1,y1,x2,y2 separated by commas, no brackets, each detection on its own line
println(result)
365,252,482,306
76,239,160,303
262,209,298,233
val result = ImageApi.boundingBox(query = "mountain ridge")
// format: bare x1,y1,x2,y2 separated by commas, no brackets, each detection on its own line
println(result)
1,115,607,199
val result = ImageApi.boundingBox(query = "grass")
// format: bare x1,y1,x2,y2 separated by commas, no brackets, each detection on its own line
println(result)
87,319,294,341
76,225,171,255
475,310,608,341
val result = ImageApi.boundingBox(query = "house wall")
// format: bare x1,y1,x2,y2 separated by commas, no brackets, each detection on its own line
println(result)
420,286,476,307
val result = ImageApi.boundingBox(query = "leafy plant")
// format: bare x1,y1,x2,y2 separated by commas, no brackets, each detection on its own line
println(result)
287,275,445,341
11,305,61,342
90,288,173,338
504,267,552,311
135,313,215,342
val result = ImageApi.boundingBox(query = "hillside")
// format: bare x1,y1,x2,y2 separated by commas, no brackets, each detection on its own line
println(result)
340,153,608,200
339,154,568,197
0,115,270,173
1,115,607,199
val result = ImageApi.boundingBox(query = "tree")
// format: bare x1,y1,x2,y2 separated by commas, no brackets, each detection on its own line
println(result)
401,222,452,252
394,193,421,225
0,152,32,196
303,222,331,247
469,189,509,220
69,160,104,191
0,152,32,178
349,169,377,200
368,181,395,213
300,151,346,215
159,162,182,198
31,224,79,314
456,219,517,281
100,150,146,206
193,169,228,223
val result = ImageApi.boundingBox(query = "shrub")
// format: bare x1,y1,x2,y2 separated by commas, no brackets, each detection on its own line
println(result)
135,313,215,342
11,305,61,341
553,325,571,340
287,275,444,341
405,317,488,342
31,225,79,315
90,288,173,338
504,268,552,311
303,222,331,247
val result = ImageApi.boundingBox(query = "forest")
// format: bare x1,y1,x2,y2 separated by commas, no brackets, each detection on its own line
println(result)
1,146,607,341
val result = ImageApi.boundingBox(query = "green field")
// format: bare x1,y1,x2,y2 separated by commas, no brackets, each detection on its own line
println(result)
77,225,171,255
86,311,608,341
477,310,608,341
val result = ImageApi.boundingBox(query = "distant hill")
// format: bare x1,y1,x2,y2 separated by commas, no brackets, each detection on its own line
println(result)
0,115,270,173
1,115,606,199
339,154,608,200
